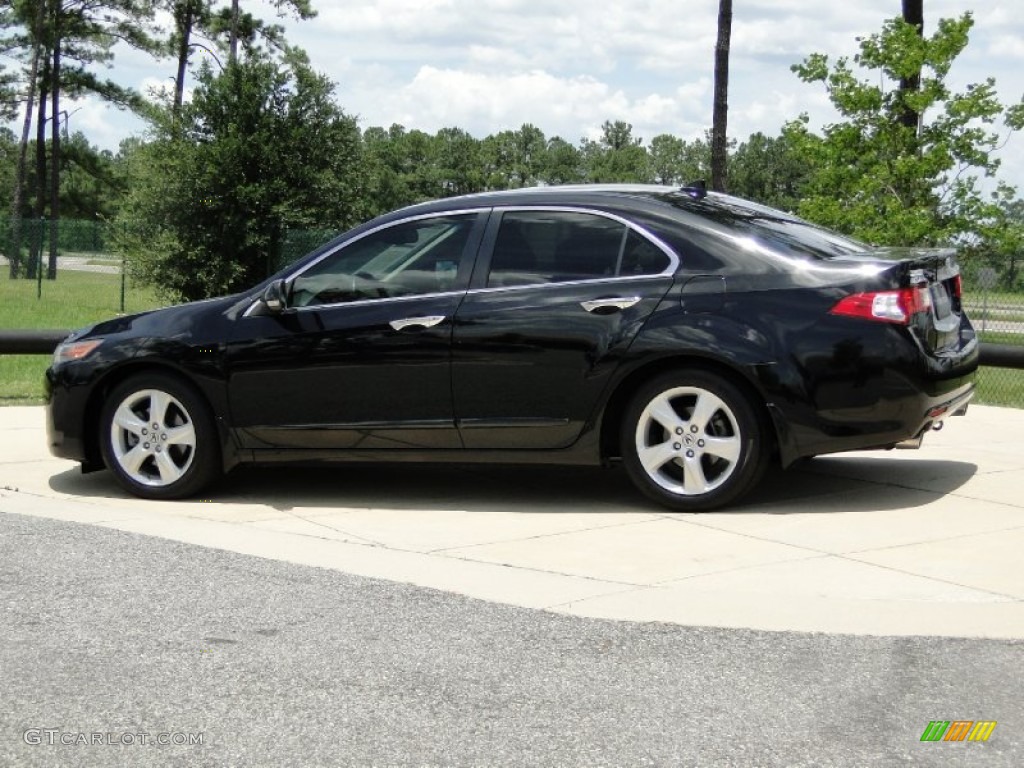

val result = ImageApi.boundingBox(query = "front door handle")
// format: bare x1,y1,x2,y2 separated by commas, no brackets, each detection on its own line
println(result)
389,315,446,331
580,296,641,313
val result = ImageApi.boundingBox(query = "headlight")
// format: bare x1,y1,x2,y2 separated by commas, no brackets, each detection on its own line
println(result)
53,339,103,365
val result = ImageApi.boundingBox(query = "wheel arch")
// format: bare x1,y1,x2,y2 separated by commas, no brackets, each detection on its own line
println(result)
598,355,779,463
82,361,238,474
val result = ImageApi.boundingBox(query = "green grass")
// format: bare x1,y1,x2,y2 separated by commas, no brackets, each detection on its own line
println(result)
0,271,163,404
976,330,1024,346
961,288,1024,304
975,367,1023,407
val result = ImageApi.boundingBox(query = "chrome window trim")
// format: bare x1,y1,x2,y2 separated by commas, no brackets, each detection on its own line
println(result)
466,273,670,297
244,288,469,317
242,204,681,315
302,289,468,311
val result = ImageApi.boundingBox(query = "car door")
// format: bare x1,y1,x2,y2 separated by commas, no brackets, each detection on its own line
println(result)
227,211,486,451
452,208,678,449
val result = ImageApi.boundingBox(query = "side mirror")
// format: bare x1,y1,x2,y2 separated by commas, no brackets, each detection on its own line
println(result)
262,279,288,313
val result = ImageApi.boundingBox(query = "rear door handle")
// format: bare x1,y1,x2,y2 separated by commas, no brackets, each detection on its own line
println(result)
580,296,641,313
389,315,446,331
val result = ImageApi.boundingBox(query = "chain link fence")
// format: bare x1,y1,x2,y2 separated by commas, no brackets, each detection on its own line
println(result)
961,266,1024,407
1,218,339,314
2,217,1022,406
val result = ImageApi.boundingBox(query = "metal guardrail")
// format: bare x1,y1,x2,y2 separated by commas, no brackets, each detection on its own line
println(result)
0,329,71,354
979,343,1024,369
0,329,1022,368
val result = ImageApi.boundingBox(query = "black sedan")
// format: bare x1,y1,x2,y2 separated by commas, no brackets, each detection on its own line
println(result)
46,185,977,511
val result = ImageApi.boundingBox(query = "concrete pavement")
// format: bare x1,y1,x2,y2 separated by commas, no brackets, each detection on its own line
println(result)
2,404,1023,639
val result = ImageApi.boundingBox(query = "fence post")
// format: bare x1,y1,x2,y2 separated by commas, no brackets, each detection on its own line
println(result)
36,217,44,299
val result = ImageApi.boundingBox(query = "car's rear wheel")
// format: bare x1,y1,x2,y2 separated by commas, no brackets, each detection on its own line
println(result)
100,373,221,500
621,370,767,511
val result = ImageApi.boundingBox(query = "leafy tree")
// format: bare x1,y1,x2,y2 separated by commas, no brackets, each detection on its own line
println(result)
164,0,316,114
2,0,45,277
363,126,446,204
362,124,417,216
116,52,363,302
790,12,1024,247
0,60,18,123
647,134,685,185
481,123,547,189
509,123,547,187
58,131,124,219
541,136,583,185
729,129,814,211
480,130,513,190
648,134,711,186
8,0,157,278
583,120,650,182
165,1,216,115
220,0,315,65
433,127,484,197
963,189,1024,292
401,128,444,201
993,197,1024,290
0,128,15,194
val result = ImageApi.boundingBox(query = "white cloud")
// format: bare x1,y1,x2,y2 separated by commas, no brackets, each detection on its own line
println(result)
56,96,141,151
348,65,712,146
370,67,628,139
989,34,1024,60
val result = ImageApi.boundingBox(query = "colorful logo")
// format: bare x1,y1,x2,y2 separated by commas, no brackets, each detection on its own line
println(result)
920,721,997,742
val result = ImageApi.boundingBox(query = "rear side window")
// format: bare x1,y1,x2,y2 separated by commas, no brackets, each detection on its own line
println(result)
486,211,670,288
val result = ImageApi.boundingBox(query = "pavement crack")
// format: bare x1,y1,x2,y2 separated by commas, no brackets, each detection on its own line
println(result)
834,554,1022,602
426,516,662,555
544,583,661,612
267,508,386,547
429,550,644,588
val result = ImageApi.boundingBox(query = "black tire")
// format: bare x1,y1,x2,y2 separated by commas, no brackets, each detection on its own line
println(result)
621,369,768,511
99,372,221,500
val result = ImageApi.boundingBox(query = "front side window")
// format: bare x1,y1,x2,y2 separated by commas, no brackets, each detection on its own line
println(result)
291,215,474,307
486,211,670,288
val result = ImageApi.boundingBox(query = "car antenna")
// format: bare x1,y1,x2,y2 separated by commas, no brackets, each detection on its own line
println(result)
680,179,707,199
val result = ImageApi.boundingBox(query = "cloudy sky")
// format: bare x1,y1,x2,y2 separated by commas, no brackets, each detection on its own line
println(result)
48,0,1024,189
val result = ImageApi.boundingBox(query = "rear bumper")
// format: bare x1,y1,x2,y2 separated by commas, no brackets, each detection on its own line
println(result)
893,381,974,448
772,375,975,464
769,321,979,464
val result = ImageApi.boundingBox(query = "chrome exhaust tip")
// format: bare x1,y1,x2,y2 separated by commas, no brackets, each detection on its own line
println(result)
895,435,924,449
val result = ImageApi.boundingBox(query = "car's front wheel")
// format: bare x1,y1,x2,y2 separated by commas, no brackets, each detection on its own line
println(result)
100,373,221,500
621,370,767,511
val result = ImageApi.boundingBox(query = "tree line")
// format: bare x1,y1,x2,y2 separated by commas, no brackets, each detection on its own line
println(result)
2,2,1023,301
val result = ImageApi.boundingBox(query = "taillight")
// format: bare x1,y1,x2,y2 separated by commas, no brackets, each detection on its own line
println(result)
952,274,963,298
829,286,931,325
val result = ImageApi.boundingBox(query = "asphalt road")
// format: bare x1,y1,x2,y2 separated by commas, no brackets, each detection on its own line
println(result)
1,512,1020,768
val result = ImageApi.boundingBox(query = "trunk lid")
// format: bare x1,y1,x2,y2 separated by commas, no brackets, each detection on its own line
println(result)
858,247,964,352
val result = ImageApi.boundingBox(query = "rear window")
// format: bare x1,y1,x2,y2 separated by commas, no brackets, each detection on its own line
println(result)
654,191,870,261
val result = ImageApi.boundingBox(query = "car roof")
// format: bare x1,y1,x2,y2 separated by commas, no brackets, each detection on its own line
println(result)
381,184,802,225
391,184,675,214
